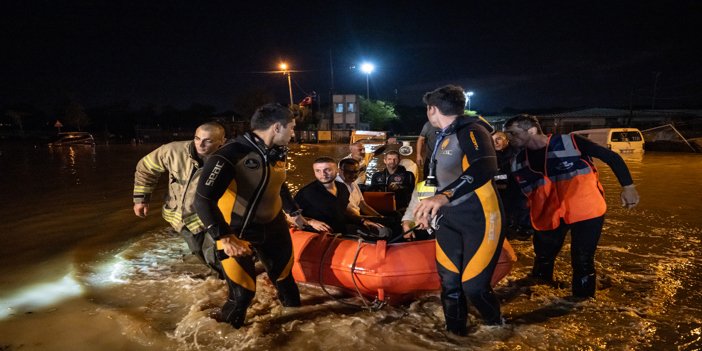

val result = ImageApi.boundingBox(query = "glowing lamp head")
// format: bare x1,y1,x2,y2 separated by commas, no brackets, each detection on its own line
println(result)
361,63,374,74
280,63,287,70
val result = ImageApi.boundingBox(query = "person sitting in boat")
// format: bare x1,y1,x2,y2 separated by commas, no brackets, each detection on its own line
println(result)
367,150,416,211
336,158,382,217
400,180,436,242
336,158,403,237
343,137,396,191
294,157,391,239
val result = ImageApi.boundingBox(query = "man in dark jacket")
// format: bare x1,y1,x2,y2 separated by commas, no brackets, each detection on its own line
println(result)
367,150,416,211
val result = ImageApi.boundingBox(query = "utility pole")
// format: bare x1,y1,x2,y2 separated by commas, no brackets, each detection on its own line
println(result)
652,71,661,109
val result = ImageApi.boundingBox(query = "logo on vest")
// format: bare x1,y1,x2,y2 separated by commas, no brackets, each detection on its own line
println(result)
205,161,225,186
244,158,260,170
555,161,574,171
461,175,474,183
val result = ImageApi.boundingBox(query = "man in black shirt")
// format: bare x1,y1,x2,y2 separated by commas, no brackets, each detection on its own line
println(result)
294,157,386,236
504,114,639,298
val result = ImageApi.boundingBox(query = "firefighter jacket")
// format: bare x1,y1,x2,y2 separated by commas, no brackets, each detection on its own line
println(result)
133,140,205,234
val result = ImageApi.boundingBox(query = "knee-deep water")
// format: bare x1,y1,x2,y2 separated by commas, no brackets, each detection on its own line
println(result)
0,143,700,350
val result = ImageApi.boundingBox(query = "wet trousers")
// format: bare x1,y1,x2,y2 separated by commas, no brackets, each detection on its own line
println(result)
178,228,221,277
435,189,505,334
216,211,301,328
532,215,605,298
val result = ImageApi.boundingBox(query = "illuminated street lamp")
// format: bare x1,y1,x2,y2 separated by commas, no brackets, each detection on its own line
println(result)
280,63,294,107
464,91,474,111
361,63,374,99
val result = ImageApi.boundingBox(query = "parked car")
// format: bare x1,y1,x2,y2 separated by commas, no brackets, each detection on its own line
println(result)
571,128,644,153
47,132,95,146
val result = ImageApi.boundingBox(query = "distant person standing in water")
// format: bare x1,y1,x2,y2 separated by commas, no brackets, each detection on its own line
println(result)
492,131,533,240
416,121,441,179
344,137,396,190
133,122,226,277
504,114,639,298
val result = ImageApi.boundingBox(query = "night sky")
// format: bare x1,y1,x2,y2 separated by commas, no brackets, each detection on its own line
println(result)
2,1,702,114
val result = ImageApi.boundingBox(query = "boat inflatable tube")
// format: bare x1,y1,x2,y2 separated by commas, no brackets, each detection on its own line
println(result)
290,229,517,303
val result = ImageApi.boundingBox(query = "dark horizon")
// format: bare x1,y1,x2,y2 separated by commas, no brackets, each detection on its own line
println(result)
3,1,702,115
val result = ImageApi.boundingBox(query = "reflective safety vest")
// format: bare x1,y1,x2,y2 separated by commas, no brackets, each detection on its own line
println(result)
511,134,606,231
416,181,436,201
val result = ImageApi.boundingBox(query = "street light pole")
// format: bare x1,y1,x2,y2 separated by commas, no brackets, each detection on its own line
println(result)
464,91,474,111
361,63,374,99
281,63,294,107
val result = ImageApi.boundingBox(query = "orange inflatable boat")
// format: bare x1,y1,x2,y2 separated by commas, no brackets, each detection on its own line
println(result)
290,229,517,303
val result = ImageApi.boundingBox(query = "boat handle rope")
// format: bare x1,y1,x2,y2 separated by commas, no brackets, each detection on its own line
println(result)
317,233,385,312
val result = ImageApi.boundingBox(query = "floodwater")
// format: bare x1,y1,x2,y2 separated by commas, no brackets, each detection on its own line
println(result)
0,143,700,350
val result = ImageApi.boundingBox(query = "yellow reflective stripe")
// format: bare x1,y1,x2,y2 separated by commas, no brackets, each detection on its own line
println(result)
277,252,295,281
183,213,200,225
162,209,182,226
416,181,436,200
462,182,501,282
217,240,256,291
436,240,459,274
143,155,165,173
133,186,154,193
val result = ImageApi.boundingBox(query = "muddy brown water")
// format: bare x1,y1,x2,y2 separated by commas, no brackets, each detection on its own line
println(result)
0,143,700,350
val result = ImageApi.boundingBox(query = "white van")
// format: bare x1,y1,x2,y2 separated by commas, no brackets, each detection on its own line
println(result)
571,128,645,153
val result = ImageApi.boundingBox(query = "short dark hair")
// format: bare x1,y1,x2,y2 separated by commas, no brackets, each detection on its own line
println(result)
313,156,336,165
251,103,294,131
384,150,400,158
338,158,359,169
422,85,466,116
504,114,543,135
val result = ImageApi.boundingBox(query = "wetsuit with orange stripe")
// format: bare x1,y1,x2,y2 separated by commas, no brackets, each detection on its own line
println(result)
432,116,505,332
193,133,300,328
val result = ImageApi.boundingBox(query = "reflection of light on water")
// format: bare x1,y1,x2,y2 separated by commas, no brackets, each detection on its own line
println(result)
0,275,83,320
109,262,127,283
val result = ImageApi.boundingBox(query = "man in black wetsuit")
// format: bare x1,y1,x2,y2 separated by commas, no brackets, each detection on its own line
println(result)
504,114,639,298
413,85,505,334
194,103,308,328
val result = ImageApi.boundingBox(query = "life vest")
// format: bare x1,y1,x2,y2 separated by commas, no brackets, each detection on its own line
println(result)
416,181,436,201
511,134,606,231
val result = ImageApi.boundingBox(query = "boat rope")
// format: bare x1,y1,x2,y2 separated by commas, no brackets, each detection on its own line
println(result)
317,233,385,312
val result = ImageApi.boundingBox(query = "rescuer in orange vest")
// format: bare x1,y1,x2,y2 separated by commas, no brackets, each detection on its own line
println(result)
504,114,640,298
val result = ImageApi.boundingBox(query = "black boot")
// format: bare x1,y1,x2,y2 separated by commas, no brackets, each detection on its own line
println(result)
445,315,467,336
274,275,301,307
572,272,596,298
532,256,555,281
221,289,256,328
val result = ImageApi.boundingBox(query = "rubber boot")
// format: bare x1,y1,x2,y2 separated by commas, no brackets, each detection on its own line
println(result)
572,272,596,298
274,275,301,307
532,256,555,281
445,315,468,336
221,289,256,329
441,291,468,335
